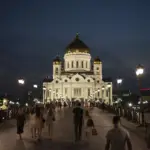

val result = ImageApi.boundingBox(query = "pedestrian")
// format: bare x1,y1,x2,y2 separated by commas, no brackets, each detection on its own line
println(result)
73,102,83,142
46,104,55,139
105,116,132,150
29,108,36,138
84,111,95,141
16,107,26,140
35,107,43,141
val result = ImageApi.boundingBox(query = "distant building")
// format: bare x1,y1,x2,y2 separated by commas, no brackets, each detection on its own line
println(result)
43,34,113,104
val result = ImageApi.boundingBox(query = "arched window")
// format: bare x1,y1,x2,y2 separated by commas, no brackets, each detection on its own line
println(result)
72,61,73,68
76,61,79,68
67,62,69,68
81,61,84,68
86,61,88,68
55,68,58,74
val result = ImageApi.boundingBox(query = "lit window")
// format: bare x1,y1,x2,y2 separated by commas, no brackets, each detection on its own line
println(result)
88,88,90,96
55,68,58,74
74,88,81,96
67,62,69,68
81,61,84,68
76,78,79,81
76,61,79,68
86,61,88,68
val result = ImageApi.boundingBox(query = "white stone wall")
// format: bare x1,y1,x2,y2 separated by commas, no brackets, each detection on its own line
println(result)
64,52,91,72
43,74,113,105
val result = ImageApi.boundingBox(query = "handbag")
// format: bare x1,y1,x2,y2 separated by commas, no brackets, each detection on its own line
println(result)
92,128,98,136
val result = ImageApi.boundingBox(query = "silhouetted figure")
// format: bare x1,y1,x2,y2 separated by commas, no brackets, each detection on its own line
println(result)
73,102,83,142
16,108,25,140
102,102,105,112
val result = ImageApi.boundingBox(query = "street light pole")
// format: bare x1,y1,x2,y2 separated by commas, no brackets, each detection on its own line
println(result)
116,78,123,97
18,79,25,105
107,83,111,105
136,64,144,126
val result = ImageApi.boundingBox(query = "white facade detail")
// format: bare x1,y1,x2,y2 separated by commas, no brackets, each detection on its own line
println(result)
43,35,113,105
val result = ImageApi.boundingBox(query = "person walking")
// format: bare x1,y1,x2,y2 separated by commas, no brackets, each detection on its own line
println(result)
35,107,43,141
84,110,95,141
29,108,36,138
73,102,83,142
46,104,55,140
105,116,132,150
16,108,26,140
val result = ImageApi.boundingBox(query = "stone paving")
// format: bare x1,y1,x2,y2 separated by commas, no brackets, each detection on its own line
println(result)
0,107,149,150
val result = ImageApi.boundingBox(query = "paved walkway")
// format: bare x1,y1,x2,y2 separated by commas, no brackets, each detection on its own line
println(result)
0,107,149,150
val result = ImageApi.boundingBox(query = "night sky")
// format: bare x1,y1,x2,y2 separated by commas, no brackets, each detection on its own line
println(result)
0,0,150,95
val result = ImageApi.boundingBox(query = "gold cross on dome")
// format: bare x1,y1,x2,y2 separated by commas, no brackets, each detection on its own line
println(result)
76,32,79,38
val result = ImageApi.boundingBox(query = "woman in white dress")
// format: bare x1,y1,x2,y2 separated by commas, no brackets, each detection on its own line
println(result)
46,104,55,140
29,108,36,138
35,107,43,141
84,110,94,141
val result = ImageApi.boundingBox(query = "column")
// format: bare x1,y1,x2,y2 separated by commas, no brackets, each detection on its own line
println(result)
110,86,112,105
43,90,45,103
88,60,91,70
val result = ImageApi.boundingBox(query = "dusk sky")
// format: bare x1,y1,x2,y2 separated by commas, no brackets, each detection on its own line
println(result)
1,0,150,95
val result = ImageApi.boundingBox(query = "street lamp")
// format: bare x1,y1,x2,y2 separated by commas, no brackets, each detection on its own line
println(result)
33,84,38,88
136,64,144,126
18,79,25,85
136,64,144,76
117,79,123,85
128,102,133,107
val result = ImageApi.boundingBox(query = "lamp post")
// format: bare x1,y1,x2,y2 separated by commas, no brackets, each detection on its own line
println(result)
43,87,46,104
18,79,25,104
102,86,105,102
116,78,123,96
136,64,144,126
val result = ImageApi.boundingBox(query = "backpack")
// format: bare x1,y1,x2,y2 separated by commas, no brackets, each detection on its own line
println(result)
87,118,94,127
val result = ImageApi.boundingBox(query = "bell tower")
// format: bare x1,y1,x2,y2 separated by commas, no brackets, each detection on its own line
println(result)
93,57,102,81
53,56,61,79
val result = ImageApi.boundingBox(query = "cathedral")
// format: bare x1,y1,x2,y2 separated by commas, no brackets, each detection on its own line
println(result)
43,34,112,104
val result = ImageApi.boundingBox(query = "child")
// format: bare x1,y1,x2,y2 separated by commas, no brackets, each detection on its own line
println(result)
85,113,95,141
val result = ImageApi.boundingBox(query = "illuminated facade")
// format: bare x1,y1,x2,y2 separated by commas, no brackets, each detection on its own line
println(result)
43,34,113,104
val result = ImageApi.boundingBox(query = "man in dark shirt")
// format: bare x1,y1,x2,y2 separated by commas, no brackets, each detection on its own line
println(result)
73,102,83,142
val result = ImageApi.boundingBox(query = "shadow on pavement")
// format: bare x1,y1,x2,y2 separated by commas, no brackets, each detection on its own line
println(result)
32,139,88,150
14,140,26,150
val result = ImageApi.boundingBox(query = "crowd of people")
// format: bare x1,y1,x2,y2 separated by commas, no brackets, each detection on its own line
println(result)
15,101,134,150
16,103,55,141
